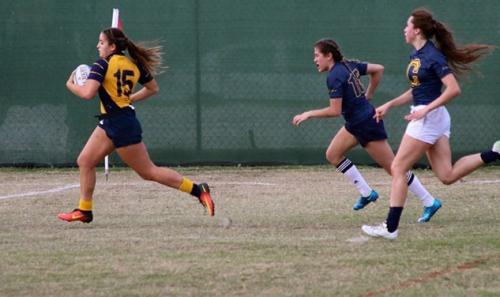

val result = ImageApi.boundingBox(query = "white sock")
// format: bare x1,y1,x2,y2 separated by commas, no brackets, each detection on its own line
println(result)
336,158,372,197
407,171,435,207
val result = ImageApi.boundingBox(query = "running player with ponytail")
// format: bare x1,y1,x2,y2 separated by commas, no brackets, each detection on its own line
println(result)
362,8,498,239
293,38,441,222
59,28,214,223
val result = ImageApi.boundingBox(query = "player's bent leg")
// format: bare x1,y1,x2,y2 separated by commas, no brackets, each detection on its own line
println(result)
117,142,183,187
77,127,115,199
362,134,430,239
59,127,114,223
427,137,485,185
364,139,394,175
325,127,358,165
425,136,453,184
364,139,439,221
117,142,215,216
327,128,378,210
390,134,430,207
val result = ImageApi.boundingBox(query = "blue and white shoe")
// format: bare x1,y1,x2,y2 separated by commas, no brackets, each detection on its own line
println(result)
417,198,442,223
353,190,379,210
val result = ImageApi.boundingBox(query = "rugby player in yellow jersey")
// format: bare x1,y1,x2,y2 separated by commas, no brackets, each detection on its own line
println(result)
59,28,214,223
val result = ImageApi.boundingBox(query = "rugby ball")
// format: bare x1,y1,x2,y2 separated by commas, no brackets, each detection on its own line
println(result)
73,64,91,86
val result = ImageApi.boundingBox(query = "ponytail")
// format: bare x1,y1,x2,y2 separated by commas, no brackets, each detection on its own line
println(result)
102,28,164,76
126,40,163,76
411,8,494,76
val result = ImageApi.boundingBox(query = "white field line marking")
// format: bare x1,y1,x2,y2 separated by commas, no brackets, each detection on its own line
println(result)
2,178,497,201
460,179,500,185
370,179,500,186
212,181,278,186
0,184,79,201
0,181,278,201
1,181,278,187
96,181,278,186
96,182,278,186
346,236,370,243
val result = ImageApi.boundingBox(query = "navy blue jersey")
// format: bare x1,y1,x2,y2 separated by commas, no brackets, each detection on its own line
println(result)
327,60,374,125
407,41,452,105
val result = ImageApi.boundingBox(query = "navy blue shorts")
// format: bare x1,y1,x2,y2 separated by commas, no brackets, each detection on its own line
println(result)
344,116,388,147
98,109,142,148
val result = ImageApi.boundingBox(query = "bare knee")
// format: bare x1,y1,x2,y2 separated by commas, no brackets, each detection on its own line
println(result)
326,149,343,166
77,153,96,169
431,168,457,185
437,175,456,185
390,161,408,178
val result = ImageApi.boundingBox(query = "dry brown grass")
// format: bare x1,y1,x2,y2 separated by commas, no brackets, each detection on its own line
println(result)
0,166,499,297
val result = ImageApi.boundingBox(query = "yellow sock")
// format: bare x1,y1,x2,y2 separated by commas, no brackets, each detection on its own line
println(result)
79,199,93,211
179,177,194,194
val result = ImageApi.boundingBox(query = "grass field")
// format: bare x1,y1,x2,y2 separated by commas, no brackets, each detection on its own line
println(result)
0,166,499,297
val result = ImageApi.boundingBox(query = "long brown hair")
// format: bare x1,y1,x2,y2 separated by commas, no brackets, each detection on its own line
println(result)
411,8,493,76
102,28,163,76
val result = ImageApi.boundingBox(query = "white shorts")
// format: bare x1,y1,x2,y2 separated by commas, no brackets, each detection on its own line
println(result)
405,105,451,144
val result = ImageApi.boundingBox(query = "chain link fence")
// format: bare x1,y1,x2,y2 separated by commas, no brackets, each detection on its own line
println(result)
1,0,498,166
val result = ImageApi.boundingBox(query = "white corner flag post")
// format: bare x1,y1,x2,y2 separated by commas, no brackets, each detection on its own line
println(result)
105,8,122,181
112,8,121,29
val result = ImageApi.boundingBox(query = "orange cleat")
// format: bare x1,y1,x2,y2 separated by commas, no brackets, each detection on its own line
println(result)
198,183,215,216
58,209,93,223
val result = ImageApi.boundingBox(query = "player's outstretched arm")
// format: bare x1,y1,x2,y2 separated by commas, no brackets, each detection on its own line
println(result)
292,98,342,126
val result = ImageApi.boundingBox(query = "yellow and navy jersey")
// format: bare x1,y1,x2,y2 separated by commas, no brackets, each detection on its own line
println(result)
88,53,153,114
406,41,452,105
